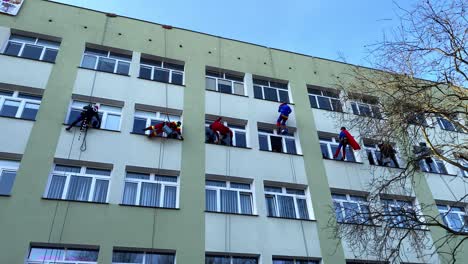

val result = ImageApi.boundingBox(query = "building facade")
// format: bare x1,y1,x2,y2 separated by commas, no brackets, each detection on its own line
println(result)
0,1,466,263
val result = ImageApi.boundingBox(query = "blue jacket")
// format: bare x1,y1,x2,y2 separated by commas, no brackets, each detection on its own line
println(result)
278,103,292,116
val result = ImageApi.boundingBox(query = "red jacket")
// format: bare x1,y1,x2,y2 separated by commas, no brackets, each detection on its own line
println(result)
210,118,233,137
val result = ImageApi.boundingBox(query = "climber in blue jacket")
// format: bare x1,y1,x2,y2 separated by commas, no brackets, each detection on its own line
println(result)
276,102,292,134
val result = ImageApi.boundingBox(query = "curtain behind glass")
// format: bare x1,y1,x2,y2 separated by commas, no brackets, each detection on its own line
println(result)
265,195,277,217
147,253,175,264
273,260,294,264
240,193,253,214
278,195,296,218
221,189,238,213
232,257,258,264
163,186,177,208
140,182,161,207
66,176,92,201
92,179,109,203
206,256,230,264
296,198,309,219
122,182,137,205
206,189,217,211
47,175,66,199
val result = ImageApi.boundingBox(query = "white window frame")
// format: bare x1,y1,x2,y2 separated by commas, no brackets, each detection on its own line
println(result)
308,88,342,112
349,99,381,118
437,204,468,232
364,142,401,168
26,247,98,264
437,116,460,132
419,156,448,174
0,90,42,120
134,110,181,136
205,71,246,95
253,79,291,103
258,129,299,154
0,159,19,195
205,180,255,215
80,48,131,74
319,136,356,162
44,164,111,203
205,120,248,148
140,59,185,85
66,100,122,131
332,193,370,224
381,198,417,228
122,172,180,208
3,34,60,61
264,185,312,220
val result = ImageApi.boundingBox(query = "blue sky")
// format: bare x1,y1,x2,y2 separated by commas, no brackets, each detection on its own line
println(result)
52,0,417,66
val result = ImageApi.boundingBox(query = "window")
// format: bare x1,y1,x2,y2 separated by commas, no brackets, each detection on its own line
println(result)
406,113,428,126
332,193,370,224
437,204,468,232
45,164,111,203
350,97,381,118
66,101,122,131
0,90,41,120
205,180,254,215
26,246,98,264
3,34,60,62
258,128,297,154
122,172,178,208
133,110,181,136
206,255,258,264
364,142,399,168
319,135,355,162
419,157,448,174
253,78,290,103
81,47,131,75
206,70,245,95
140,57,184,85
437,116,462,132
206,120,247,148
264,185,310,220
0,160,19,195
308,87,342,112
273,258,319,264
113,250,175,264
459,158,468,177
381,198,417,228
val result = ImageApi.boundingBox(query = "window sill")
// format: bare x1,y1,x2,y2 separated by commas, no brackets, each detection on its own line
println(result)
205,142,251,149
311,107,343,114
129,132,184,141
205,210,259,217
259,149,303,156
267,216,316,222
322,157,363,164
422,171,458,177
0,115,36,122
370,164,405,170
78,67,130,77
41,197,109,205
137,77,186,87
253,97,295,105
0,53,56,64
62,123,121,133
119,203,180,210
205,89,249,98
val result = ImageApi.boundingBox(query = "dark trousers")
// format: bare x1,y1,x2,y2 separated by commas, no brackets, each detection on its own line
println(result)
67,116,88,129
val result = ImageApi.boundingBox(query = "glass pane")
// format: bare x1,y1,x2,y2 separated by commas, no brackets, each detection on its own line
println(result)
164,62,184,71
234,131,247,148
21,103,40,120
104,114,121,130
359,104,372,116
81,55,97,69
253,85,263,99
139,182,161,207
141,58,162,66
85,47,108,56
447,213,463,231
10,35,36,43
85,168,111,176
65,249,99,261
206,77,216,91
0,100,20,117
350,102,359,115
297,198,309,219
225,73,244,82
97,57,116,73
0,170,16,195
109,52,132,61
28,248,65,261
18,93,42,100
47,175,66,199
206,189,217,211
230,182,250,189
343,201,360,223
139,66,152,80
54,165,81,173
265,195,277,217
258,134,269,151
147,253,176,264
132,117,147,134
309,95,318,108
330,99,342,112
320,143,330,159
218,79,232,94
116,61,130,75
317,96,332,110
155,175,178,182
264,87,278,101
234,82,244,95
345,146,356,161
4,42,21,56
286,188,304,195
171,71,184,85
92,179,109,203
253,78,269,86
233,257,258,264
206,180,226,187
206,256,231,264
36,39,60,47
264,186,282,193
0,90,14,97
20,44,43,60
270,136,283,153
285,138,297,154
334,201,344,222
372,106,382,118
273,259,294,264
278,90,290,103
220,189,238,213
154,68,170,83
42,48,58,62
163,186,177,208
112,251,144,263
122,182,138,205
270,81,288,89
278,195,296,218
240,193,253,214
66,176,92,201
